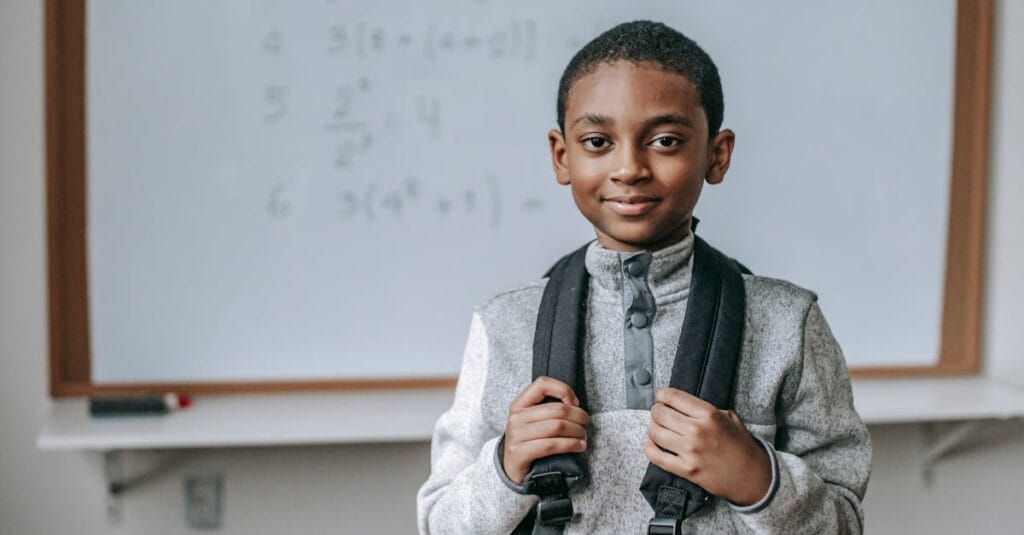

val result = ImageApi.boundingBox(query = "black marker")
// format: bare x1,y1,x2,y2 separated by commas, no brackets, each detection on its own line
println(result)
88,393,191,417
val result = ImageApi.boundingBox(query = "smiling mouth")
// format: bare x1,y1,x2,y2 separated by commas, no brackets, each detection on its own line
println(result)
603,195,660,216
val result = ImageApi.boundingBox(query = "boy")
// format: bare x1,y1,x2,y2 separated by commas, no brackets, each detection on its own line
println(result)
418,20,871,534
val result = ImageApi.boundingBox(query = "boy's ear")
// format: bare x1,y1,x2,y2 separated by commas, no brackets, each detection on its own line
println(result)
705,129,736,185
548,128,571,185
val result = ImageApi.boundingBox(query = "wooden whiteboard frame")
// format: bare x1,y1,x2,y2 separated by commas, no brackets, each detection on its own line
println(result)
45,0,993,397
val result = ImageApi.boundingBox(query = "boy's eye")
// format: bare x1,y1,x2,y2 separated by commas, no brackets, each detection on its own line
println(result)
651,136,682,148
582,137,609,149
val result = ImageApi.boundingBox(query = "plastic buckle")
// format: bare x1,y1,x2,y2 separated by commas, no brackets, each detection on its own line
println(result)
525,472,569,495
648,516,682,535
526,472,574,526
536,495,574,526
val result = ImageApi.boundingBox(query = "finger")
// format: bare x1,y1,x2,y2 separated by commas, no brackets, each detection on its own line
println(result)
510,376,580,411
647,420,688,455
644,436,697,479
650,402,697,435
510,401,590,427
509,419,588,444
655,387,715,419
512,437,587,463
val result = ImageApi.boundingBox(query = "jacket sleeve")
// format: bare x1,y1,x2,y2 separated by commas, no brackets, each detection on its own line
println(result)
416,312,537,534
733,302,872,534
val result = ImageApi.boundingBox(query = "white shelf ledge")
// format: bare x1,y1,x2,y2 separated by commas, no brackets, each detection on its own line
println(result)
851,376,1024,425
37,377,1024,451
37,388,455,451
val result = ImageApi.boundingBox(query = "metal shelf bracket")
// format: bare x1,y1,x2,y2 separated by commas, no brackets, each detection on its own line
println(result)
920,418,1023,485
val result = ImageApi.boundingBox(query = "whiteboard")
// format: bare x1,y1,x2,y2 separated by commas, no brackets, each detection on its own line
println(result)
86,0,956,383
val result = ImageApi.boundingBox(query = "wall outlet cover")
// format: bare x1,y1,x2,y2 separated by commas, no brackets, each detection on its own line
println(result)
184,473,223,529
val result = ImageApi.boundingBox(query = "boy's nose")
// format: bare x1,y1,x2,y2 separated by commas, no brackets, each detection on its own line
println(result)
610,151,650,184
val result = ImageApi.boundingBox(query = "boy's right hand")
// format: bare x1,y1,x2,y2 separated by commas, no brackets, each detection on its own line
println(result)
502,376,590,485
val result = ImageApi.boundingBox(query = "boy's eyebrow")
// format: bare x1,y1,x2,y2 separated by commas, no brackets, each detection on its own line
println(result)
643,114,695,129
570,113,612,129
569,113,696,130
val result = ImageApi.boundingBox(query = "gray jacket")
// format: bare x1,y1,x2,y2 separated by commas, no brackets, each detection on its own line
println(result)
418,234,871,534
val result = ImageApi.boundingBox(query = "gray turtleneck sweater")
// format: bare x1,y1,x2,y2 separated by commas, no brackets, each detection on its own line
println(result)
417,233,871,534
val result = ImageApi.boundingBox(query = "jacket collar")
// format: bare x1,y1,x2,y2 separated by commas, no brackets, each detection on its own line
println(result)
584,231,694,304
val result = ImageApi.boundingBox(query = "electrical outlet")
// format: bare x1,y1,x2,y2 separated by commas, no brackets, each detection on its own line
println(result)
184,473,223,529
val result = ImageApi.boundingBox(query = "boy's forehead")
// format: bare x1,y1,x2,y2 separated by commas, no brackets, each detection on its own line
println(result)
565,62,705,129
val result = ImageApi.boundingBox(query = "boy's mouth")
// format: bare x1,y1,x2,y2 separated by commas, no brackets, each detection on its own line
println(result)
603,194,660,216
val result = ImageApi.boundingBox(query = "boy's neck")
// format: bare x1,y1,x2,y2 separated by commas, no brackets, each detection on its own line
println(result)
592,216,694,253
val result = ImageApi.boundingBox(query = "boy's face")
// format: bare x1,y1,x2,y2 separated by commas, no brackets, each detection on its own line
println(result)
549,61,735,252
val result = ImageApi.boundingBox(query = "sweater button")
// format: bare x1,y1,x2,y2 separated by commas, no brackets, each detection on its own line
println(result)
631,312,649,328
633,369,652,386
627,261,646,277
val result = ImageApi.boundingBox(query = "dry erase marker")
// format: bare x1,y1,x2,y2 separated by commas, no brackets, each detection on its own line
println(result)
88,393,191,417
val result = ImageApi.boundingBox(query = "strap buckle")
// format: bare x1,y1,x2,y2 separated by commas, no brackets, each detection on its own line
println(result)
648,516,682,535
524,471,569,496
647,485,700,534
536,495,574,526
525,472,574,526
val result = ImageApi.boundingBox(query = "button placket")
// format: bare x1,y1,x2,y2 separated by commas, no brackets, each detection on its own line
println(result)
621,251,656,409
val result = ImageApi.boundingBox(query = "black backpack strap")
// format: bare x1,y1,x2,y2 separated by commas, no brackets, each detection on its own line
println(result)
639,236,747,534
533,244,591,408
516,244,591,535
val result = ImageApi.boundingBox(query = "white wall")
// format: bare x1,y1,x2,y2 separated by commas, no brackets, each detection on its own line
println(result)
2,1,1023,534
983,1,1024,386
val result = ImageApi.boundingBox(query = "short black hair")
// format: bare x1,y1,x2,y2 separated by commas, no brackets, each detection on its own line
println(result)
556,20,724,137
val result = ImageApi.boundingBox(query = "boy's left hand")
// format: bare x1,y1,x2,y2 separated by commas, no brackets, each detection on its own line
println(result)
645,387,771,507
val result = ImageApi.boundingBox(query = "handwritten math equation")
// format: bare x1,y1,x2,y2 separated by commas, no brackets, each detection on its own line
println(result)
254,16,571,229
266,176,546,230
263,19,538,62
257,17,540,137
256,19,541,166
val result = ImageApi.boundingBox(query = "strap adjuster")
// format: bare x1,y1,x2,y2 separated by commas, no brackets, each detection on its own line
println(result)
648,516,682,535
525,471,574,526
524,471,569,496
648,484,705,534
536,495,574,526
